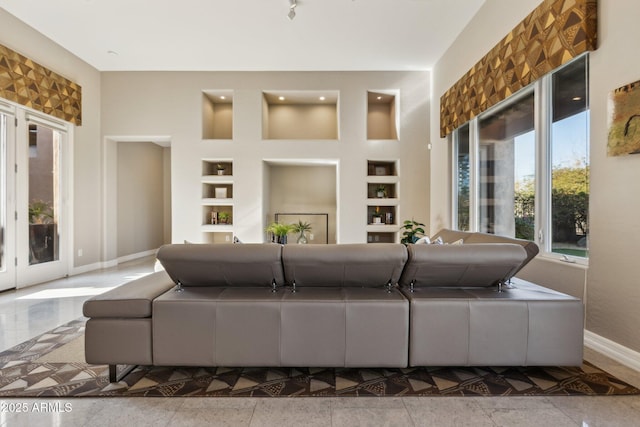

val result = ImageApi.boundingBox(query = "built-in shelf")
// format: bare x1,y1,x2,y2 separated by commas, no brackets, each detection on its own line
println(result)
202,90,233,140
367,232,397,244
201,160,234,241
202,160,233,177
367,90,399,140
367,160,397,176
202,205,233,226
202,231,234,244
367,205,397,226
367,182,397,199
366,159,399,243
262,90,339,140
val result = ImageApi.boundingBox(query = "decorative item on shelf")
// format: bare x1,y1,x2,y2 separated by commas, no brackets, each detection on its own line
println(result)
372,206,382,224
218,211,231,224
376,185,387,198
214,187,228,199
210,211,218,225
265,222,294,244
400,219,426,245
385,212,393,224
291,220,312,244
375,166,387,176
216,164,226,175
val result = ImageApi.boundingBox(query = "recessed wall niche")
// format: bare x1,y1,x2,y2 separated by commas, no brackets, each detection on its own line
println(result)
262,91,339,140
202,90,233,140
367,91,399,140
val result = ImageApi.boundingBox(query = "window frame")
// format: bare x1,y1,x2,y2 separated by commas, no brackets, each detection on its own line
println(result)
451,54,589,266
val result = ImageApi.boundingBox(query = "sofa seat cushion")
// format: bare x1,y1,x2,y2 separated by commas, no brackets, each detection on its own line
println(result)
152,287,283,366
83,270,175,318
403,278,584,367
156,243,285,287
399,243,527,288
151,285,409,368
280,287,409,367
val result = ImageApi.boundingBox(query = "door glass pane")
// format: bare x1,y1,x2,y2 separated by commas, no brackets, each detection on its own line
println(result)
0,114,5,270
551,56,589,257
455,123,470,231
28,124,60,265
478,92,535,239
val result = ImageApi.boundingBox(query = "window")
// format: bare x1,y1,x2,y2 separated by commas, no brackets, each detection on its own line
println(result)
550,56,589,257
452,55,589,261
454,123,470,231
478,91,535,239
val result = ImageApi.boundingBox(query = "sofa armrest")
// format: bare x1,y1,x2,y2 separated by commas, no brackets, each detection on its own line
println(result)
83,270,175,318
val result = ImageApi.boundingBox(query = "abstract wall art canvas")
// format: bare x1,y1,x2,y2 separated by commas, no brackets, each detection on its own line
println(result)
608,79,640,156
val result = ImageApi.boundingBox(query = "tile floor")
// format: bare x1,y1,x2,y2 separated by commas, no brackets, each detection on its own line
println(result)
1,257,640,426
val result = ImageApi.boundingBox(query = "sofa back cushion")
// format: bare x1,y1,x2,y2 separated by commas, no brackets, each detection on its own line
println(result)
399,243,527,288
431,229,539,274
156,243,284,287
283,243,407,287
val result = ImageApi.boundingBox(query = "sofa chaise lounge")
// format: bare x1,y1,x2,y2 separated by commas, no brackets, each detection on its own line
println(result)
83,230,584,382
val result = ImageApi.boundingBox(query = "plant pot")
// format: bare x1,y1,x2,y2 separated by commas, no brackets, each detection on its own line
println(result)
377,191,385,198
217,170,224,175
296,231,308,244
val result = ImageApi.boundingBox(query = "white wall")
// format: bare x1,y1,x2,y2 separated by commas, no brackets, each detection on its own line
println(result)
0,9,102,270
101,71,430,246
431,0,640,355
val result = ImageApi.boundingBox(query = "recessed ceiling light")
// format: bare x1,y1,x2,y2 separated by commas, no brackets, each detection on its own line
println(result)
279,96,285,101
319,96,326,101
220,96,226,100
377,96,382,100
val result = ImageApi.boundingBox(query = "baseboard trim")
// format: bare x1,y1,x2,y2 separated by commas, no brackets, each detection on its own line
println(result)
584,330,640,372
70,249,157,277
70,261,104,276
116,249,157,264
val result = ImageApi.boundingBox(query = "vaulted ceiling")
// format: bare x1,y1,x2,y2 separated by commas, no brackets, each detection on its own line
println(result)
0,0,485,71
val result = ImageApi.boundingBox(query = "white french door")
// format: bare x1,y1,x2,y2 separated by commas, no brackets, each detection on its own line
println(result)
0,105,16,291
0,102,70,290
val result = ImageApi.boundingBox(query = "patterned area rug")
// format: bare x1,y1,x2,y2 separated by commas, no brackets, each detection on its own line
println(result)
1,319,639,398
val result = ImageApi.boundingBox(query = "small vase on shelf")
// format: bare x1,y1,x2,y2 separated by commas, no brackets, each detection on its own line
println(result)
297,231,308,244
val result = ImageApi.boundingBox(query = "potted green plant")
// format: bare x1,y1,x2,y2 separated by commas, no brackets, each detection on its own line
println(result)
400,219,426,245
266,222,294,244
216,163,226,175
291,220,312,244
218,211,231,224
28,200,54,224
375,185,387,198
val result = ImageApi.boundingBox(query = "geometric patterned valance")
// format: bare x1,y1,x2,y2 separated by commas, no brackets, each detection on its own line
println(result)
440,0,597,137
0,43,82,126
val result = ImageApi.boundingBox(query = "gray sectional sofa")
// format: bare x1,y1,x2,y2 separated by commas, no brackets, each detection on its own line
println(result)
83,230,584,382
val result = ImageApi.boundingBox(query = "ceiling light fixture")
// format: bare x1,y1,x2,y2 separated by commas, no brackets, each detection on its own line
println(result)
319,96,326,101
279,96,285,101
288,0,297,20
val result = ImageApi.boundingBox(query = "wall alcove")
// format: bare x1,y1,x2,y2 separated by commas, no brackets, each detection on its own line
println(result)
263,160,338,244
